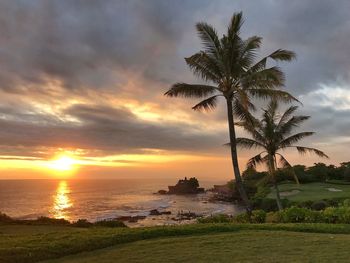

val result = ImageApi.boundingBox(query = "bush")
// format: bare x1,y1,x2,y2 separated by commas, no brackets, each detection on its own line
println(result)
251,210,266,223
278,206,322,223
72,219,93,228
253,186,270,199
197,214,232,224
34,216,70,225
232,210,266,224
344,199,350,207
233,212,251,223
0,212,13,223
94,220,127,228
344,168,350,182
323,207,350,224
311,201,328,211
252,198,292,212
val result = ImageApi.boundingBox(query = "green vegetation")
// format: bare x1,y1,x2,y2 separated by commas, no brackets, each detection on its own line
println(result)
4,223,350,262
165,12,296,210
268,182,350,202
45,230,350,263
0,213,127,228
236,100,327,210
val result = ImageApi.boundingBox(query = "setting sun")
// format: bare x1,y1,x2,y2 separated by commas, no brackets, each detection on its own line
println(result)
49,156,76,171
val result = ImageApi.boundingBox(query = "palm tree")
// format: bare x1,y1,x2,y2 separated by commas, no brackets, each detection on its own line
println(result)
164,12,297,212
235,100,328,210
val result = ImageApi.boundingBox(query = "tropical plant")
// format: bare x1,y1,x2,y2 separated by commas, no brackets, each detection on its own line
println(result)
235,100,328,210
164,12,297,211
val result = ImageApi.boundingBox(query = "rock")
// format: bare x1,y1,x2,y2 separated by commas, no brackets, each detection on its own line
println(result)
167,177,205,195
158,190,167,195
160,211,171,215
149,209,161,215
172,211,199,221
115,215,146,223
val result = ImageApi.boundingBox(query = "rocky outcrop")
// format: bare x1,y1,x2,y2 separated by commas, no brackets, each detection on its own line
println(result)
167,177,205,194
115,215,146,223
210,184,234,201
149,209,171,216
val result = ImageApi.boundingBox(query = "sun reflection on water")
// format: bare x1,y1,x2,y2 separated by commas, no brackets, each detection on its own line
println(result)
52,181,72,220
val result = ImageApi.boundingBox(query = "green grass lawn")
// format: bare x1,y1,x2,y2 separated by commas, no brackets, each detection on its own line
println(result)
268,182,350,202
45,230,350,263
3,223,350,262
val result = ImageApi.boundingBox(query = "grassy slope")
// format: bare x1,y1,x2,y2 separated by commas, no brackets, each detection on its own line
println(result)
3,223,350,262
268,182,350,202
45,230,350,263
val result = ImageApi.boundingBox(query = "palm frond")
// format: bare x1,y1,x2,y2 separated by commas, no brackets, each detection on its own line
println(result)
185,52,222,82
247,152,268,168
243,66,285,89
278,115,310,135
279,132,315,148
276,153,300,184
268,49,296,62
247,89,299,103
196,23,221,57
236,89,256,111
236,137,265,149
276,153,292,168
192,95,220,111
237,117,265,144
165,83,218,98
277,105,299,128
232,100,253,121
294,146,329,158
238,36,262,69
227,12,244,38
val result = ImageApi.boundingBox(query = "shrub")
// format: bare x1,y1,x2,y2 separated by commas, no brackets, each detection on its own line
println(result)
233,212,251,223
232,210,266,224
94,220,127,228
197,214,232,224
253,186,270,199
251,210,266,223
252,198,292,212
344,199,350,207
35,216,70,225
72,219,93,228
0,212,13,223
311,201,328,211
323,207,350,224
278,206,319,223
266,212,280,223
344,168,350,182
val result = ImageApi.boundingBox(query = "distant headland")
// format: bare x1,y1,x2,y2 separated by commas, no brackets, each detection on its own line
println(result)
158,177,205,195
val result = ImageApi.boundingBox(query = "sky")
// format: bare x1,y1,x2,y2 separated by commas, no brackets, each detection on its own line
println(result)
0,0,349,180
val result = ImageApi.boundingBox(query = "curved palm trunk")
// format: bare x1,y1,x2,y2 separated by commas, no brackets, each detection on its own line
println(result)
226,99,251,213
292,171,300,185
269,155,283,211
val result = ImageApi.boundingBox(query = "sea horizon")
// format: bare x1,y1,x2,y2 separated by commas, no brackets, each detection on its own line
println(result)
0,178,240,227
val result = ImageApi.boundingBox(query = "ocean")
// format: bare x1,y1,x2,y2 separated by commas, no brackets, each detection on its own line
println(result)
0,178,241,227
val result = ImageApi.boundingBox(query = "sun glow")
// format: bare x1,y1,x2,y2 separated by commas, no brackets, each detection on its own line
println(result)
49,155,77,171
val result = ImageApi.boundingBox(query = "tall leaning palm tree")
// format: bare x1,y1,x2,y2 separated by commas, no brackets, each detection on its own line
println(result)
164,12,297,211
236,100,328,210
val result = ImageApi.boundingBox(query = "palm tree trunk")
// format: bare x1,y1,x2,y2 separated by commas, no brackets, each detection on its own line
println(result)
292,171,300,185
270,155,283,211
226,99,251,213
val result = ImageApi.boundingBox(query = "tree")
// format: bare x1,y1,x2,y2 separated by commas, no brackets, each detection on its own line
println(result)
235,100,328,210
165,12,296,212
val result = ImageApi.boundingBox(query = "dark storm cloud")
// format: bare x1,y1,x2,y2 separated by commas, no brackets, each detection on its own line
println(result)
0,0,209,92
0,0,349,93
0,0,349,158
0,104,225,156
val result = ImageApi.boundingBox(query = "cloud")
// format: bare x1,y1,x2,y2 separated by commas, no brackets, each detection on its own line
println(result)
0,0,349,165
0,103,226,157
